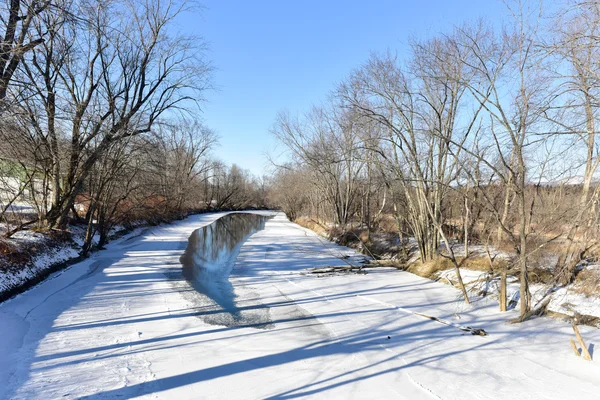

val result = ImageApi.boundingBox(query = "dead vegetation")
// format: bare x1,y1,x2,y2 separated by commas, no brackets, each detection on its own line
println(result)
295,216,562,285
0,234,53,270
294,216,330,237
573,267,600,297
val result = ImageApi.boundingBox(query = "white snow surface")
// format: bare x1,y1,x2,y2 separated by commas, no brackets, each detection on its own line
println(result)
0,223,146,296
0,231,80,295
1,211,599,399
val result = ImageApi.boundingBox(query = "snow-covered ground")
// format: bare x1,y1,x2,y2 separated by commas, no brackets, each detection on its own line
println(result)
0,221,147,299
430,254,600,323
0,230,80,296
1,212,599,399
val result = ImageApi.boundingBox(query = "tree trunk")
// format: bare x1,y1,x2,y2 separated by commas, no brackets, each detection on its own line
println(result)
499,269,507,312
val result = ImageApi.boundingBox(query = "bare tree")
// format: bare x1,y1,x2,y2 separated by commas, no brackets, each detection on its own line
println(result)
544,0,600,284
268,166,310,221
452,1,553,317
337,33,482,303
0,0,61,102
272,104,365,228
151,119,217,212
16,0,211,229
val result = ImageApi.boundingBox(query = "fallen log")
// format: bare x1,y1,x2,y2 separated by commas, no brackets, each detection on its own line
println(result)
413,312,488,336
353,294,488,337
306,263,405,274
306,266,356,273
307,267,488,335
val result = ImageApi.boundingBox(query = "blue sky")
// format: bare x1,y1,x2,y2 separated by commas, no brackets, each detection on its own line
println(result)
182,1,508,176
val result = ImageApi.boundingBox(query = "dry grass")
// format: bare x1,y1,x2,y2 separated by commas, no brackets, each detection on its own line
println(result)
462,256,509,272
295,216,408,260
0,239,16,256
407,255,510,279
573,267,600,297
576,313,600,326
376,215,399,233
0,238,32,269
407,258,455,279
294,216,330,237
0,228,73,271
527,266,555,284
296,214,581,289
490,239,517,254
367,259,405,268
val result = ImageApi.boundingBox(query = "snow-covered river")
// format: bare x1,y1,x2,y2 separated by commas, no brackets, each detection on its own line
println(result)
0,211,599,399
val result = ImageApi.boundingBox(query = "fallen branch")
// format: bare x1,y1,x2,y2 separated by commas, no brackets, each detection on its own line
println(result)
355,294,488,337
307,263,405,274
413,311,488,336
306,266,357,274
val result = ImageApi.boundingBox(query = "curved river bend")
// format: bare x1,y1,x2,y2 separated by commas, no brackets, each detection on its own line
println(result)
176,212,272,328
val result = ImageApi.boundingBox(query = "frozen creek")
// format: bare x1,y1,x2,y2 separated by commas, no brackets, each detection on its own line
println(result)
0,211,599,399
177,213,273,327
